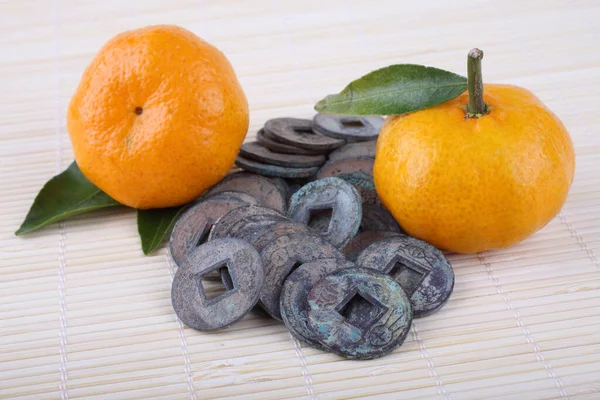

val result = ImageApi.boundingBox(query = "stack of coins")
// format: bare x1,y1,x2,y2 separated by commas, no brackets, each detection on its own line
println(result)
168,114,455,360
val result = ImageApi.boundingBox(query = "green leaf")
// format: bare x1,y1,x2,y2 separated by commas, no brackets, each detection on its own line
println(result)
314,64,468,115
16,162,121,235
137,206,186,255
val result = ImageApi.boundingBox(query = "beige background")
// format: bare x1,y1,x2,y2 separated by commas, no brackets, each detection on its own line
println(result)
2,0,600,399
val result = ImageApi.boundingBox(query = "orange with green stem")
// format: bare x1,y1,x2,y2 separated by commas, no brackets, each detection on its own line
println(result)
374,49,575,253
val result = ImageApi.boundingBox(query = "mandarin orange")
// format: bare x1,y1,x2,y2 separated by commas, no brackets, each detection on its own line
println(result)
374,84,575,253
67,25,248,209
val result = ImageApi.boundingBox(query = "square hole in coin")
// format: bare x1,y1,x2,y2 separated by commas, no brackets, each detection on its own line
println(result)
307,208,333,234
293,126,315,136
389,261,429,296
195,222,213,247
340,119,364,128
336,290,386,330
196,264,236,305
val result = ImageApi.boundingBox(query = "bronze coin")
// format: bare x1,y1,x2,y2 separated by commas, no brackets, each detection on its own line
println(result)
307,268,412,360
208,205,285,242
170,198,250,268
280,258,355,348
335,171,379,205
316,157,374,180
240,141,326,168
203,190,261,206
257,128,325,155
287,177,362,248
343,231,404,262
265,117,345,151
171,238,264,331
236,155,319,179
328,141,377,162
203,171,287,213
356,236,454,318
313,114,383,142
360,203,403,233
259,230,343,320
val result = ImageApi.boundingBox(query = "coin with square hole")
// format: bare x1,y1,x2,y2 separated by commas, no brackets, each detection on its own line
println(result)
203,172,287,213
307,268,412,360
171,238,264,331
170,198,251,268
313,114,383,142
343,231,404,262
288,177,362,248
236,155,320,179
203,190,261,206
328,141,377,162
360,203,403,233
258,128,325,155
265,118,345,151
280,258,355,349
356,236,454,318
259,231,343,320
240,142,326,168
317,157,374,180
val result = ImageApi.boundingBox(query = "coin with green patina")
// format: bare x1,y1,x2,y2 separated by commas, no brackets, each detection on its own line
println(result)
307,268,412,360
259,230,343,320
356,236,454,318
287,177,362,248
280,258,355,349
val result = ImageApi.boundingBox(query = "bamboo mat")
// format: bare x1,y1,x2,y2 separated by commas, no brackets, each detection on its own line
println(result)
2,0,600,399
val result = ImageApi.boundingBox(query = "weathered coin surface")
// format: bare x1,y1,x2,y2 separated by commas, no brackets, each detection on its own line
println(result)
360,203,403,233
247,220,311,253
280,258,355,348
259,230,344,320
307,268,412,360
236,155,320,179
228,213,291,245
343,231,404,262
336,171,379,205
208,205,285,242
203,172,287,213
240,142,326,168
288,177,362,248
317,157,374,180
265,118,345,151
203,190,261,206
258,128,324,155
170,198,250,268
313,114,384,142
328,141,377,162
171,238,264,331
356,236,454,318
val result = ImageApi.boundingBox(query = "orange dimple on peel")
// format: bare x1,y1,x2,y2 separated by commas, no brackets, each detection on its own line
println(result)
374,84,575,253
67,25,249,209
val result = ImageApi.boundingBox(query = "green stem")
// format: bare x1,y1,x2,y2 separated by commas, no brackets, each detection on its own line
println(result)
466,48,488,118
